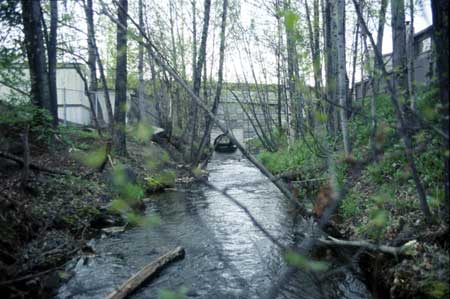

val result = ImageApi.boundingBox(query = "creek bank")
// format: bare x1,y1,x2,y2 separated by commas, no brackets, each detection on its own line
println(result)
268,160,449,299
0,126,184,298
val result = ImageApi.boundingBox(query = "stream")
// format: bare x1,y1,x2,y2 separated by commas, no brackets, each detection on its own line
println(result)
57,152,371,299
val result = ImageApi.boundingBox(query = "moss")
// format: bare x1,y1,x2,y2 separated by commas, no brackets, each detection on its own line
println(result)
145,170,176,191
340,191,361,218
421,280,449,299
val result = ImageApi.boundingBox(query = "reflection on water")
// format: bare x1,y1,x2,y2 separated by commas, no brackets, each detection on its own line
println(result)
57,152,370,299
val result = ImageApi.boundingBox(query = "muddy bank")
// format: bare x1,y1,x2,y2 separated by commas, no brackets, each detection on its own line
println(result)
0,127,182,298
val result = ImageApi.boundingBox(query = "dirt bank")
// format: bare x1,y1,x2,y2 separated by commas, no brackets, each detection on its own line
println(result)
0,127,181,298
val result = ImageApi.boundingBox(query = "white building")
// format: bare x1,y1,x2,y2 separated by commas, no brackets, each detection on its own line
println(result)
0,63,120,126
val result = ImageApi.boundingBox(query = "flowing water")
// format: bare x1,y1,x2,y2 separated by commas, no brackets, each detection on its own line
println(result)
57,153,370,299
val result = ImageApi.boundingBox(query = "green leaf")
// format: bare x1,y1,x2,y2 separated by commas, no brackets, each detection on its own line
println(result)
372,210,388,227
158,287,188,299
110,199,128,213
284,251,328,271
283,9,299,32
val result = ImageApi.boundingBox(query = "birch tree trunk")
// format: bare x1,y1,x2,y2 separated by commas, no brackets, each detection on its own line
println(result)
336,0,350,154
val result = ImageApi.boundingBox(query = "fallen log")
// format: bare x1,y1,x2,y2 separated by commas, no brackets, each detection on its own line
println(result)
317,236,418,256
106,246,185,299
0,151,70,176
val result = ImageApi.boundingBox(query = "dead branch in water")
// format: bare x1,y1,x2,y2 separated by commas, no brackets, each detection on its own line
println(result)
317,236,418,256
106,246,185,299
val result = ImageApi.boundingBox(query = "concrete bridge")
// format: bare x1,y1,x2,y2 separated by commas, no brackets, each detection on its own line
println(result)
210,88,285,148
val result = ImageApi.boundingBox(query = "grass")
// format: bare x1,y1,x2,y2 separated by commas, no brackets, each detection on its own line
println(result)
258,137,323,176
256,83,446,225
145,170,176,191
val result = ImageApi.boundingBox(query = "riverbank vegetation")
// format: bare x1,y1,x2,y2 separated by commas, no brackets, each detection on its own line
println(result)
1,0,448,298
256,84,448,297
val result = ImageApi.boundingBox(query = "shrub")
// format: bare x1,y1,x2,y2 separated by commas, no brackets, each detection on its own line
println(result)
0,100,54,144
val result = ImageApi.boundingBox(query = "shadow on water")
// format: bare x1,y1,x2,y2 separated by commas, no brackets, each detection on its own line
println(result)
57,152,370,299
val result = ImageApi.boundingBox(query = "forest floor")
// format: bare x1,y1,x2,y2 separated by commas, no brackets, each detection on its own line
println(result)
0,125,184,298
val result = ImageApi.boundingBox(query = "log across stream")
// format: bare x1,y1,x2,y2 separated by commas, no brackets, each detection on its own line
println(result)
57,153,370,299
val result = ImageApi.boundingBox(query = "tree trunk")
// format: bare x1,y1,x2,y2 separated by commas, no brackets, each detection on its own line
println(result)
187,0,198,151
85,0,97,93
336,0,350,154
113,0,128,156
83,0,113,133
169,0,180,135
74,65,102,136
21,0,51,113
137,0,145,122
195,0,229,166
430,0,449,216
391,0,409,106
47,0,58,127
406,0,415,111
275,1,283,133
304,0,323,101
323,0,338,135
369,0,387,151
84,0,101,126
350,20,359,106
284,0,302,139
189,0,211,161
312,0,323,97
